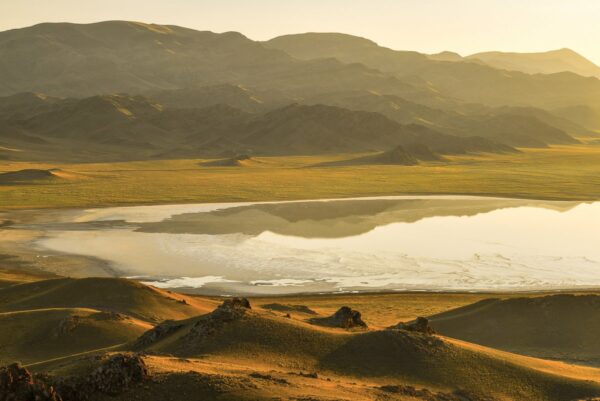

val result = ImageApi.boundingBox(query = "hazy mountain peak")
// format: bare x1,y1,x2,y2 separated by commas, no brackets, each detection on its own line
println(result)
468,48,600,78
265,32,426,64
427,51,464,62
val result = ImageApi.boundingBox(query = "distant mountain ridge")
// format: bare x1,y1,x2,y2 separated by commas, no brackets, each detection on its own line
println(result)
0,21,595,162
1,21,599,111
468,48,600,78
0,92,515,162
266,32,600,109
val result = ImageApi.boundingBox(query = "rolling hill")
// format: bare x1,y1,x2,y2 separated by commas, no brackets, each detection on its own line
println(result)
0,277,217,323
0,308,150,365
429,294,600,366
2,278,600,401
121,297,600,400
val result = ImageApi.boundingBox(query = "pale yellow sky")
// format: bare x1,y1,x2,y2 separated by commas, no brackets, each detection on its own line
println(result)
1,0,599,64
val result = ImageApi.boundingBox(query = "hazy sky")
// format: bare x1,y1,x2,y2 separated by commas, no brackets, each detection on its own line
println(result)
2,0,599,64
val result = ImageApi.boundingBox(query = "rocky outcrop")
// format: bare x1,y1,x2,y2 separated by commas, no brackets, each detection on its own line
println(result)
379,385,496,401
52,353,148,400
183,298,252,341
54,315,81,337
261,303,317,315
389,317,435,334
0,363,61,401
309,306,367,329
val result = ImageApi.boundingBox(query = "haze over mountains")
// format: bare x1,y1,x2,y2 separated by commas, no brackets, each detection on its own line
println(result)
0,21,599,163
467,49,600,79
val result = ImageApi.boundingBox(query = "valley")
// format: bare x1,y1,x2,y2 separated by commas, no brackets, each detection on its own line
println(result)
1,12,600,401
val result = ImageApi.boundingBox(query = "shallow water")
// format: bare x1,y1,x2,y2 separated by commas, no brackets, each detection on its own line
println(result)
22,196,600,295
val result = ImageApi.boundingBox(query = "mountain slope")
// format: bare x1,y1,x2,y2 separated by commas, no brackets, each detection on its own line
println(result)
266,33,600,109
0,95,513,161
238,104,513,155
303,90,587,145
468,49,600,78
0,21,438,104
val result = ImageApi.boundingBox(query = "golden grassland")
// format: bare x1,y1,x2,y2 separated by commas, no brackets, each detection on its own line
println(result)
1,144,599,209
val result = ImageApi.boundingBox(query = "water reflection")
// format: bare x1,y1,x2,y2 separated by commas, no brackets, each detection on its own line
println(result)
136,198,577,238
29,196,600,295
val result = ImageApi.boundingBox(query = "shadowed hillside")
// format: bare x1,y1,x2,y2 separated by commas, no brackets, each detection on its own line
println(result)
0,278,218,323
1,278,600,400
123,298,600,401
0,169,59,184
0,95,515,161
429,295,600,366
0,308,150,365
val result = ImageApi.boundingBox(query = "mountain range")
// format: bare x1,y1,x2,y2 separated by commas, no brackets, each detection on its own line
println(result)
0,21,598,162
0,92,516,162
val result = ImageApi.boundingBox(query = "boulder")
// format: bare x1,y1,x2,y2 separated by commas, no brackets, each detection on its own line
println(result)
0,363,61,401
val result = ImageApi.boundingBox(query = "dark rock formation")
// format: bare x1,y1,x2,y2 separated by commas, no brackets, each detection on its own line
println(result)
261,303,318,315
389,317,435,334
52,353,148,400
54,315,81,337
184,298,251,341
309,306,367,329
379,384,496,400
92,311,127,321
0,363,61,401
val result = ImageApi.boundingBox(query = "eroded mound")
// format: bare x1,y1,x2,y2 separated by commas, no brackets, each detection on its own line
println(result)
201,154,255,167
309,306,367,329
134,297,252,350
260,303,317,315
0,169,58,184
389,317,435,335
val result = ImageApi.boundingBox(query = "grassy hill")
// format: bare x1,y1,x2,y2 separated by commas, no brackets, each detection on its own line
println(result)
0,277,218,323
0,308,149,365
120,298,600,400
2,278,600,400
429,294,600,366
0,277,218,367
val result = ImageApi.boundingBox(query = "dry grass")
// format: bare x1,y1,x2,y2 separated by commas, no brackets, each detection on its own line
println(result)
0,145,599,209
